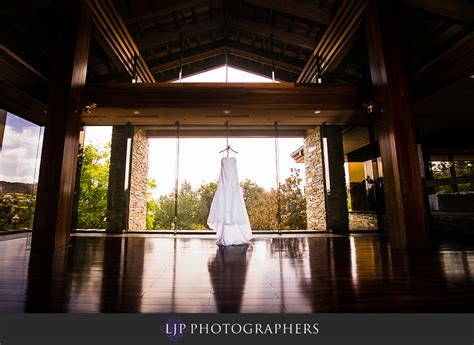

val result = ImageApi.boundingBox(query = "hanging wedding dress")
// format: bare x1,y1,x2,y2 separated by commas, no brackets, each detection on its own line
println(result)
207,156,253,246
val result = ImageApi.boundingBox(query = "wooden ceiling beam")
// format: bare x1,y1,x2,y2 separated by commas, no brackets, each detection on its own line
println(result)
410,32,474,102
0,45,48,124
297,0,368,83
400,0,474,23
134,15,316,51
229,16,316,50
135,17,225,50
83,83,361,126
88,0,155,82
84,83,359,109
82,84,364,126
243,0,332,25
147,39,305,74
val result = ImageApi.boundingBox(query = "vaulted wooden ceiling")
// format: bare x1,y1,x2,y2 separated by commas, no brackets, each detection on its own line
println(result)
90,0,343,82
0,0,472,120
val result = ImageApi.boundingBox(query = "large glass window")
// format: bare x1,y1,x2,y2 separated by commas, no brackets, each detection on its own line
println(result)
428,155,474,195
342,126,384,231
0,111,43,231
75,126,112,229
147,137,306,231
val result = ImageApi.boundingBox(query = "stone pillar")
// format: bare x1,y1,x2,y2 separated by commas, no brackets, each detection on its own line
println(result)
304,126,349,234
323,126,349,235
128,127,148,230
106,126,130,232
304,128,327,230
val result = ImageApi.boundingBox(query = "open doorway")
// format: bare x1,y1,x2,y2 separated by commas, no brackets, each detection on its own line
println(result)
147,137,306,231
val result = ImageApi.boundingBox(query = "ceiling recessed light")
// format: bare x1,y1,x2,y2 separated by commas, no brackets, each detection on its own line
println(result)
133,110,140,115
314,110,321,114
470,74,474,79
223,109,231,114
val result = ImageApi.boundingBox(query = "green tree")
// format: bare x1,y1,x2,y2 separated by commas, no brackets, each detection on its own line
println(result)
153,180,202,230
151,171,307,231
153,193,175,229
278,168,307,230
241,179,275,230
197,181,217,227
77,143,110,229
176,181,201,229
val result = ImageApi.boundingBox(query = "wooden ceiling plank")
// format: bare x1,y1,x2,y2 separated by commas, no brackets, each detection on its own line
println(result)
122,0,210,24
243,0,332,25
400,0,474,23
410,32,474,102
135,17,224,50
229,16,316,50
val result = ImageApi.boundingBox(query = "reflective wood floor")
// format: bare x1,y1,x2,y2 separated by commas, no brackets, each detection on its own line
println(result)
0,233,473,313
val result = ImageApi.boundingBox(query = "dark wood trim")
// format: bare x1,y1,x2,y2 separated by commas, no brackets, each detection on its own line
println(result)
365,0,429,250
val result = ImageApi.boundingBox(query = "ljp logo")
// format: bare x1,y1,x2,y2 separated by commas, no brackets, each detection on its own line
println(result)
161,316,188,342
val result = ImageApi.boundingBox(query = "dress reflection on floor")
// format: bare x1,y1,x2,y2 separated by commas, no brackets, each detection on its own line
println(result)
0,233,473,313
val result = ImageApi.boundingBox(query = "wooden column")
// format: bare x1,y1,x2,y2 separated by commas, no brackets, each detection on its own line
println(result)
32,0,92,251
365,0,429,249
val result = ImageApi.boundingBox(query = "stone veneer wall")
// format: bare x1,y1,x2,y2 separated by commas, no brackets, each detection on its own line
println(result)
304,128,327,230
128,127,148,230
106,126,129,232
349,212,378,230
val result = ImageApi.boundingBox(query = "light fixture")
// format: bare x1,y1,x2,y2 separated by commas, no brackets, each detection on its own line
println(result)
133,110,140,115
314,110,321,114
362,101,385,114
470,74,474,79
81,101,97,114
223,109,231,115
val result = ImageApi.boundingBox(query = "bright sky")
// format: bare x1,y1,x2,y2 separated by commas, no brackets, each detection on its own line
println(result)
1,66,305,197
177,65,275,82
0,113,43,184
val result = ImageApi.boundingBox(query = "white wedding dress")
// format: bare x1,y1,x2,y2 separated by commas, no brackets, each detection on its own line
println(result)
207,157,253,246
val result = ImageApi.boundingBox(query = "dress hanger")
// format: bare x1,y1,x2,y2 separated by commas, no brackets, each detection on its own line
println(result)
218,121,238,157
